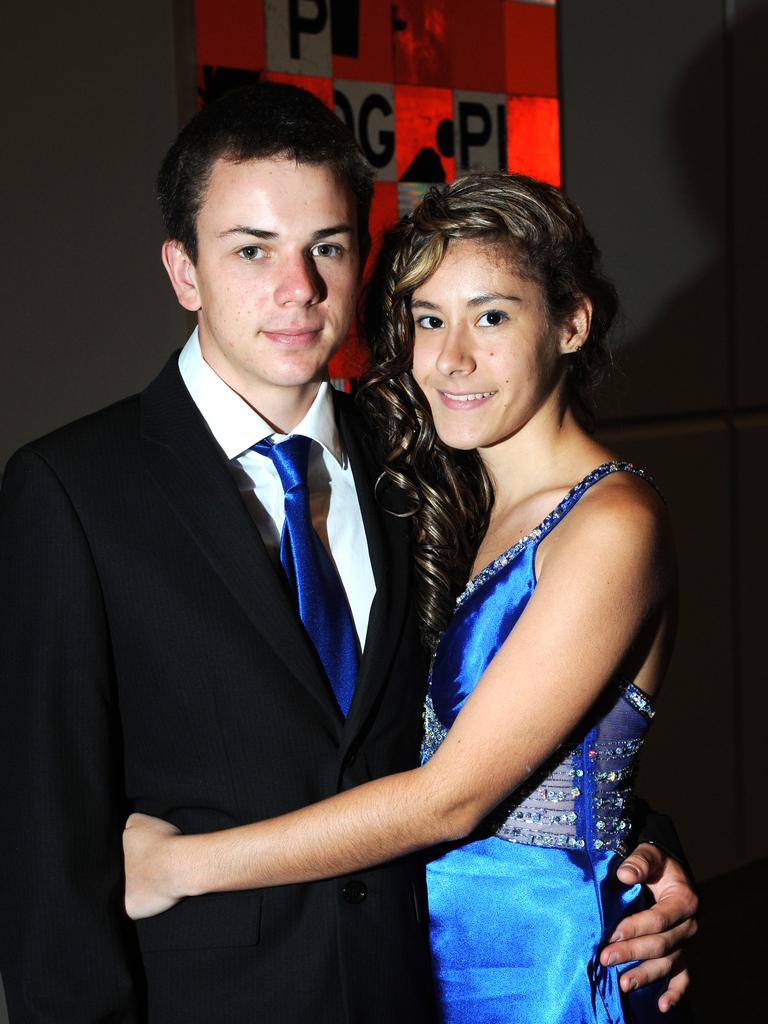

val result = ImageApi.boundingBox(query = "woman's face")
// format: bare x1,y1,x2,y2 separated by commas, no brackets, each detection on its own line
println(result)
410,238,578,453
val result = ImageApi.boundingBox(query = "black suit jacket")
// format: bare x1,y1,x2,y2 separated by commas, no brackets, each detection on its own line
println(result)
0,355,436,1022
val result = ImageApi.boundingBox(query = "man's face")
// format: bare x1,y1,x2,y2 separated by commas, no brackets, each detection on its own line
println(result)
164,157,361,430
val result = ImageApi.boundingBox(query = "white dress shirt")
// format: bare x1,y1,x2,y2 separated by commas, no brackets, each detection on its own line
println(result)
178,330,376,649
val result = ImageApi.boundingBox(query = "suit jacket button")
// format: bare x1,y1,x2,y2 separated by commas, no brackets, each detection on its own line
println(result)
342,880,367,904
343,750,356,768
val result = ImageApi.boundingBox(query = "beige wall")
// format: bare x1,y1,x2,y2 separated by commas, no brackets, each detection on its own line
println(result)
560,0,768,881
0,2,191,1019
0,0,191,470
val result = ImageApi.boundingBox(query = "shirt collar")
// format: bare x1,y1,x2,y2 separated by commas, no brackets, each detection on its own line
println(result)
178,328,345,466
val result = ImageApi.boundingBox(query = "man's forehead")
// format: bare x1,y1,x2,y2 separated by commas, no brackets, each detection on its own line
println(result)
207,153,349,192
192,153,360,245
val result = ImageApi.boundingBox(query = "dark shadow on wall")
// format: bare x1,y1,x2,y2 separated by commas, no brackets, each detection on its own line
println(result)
599,0,768,421
686,857,768,1022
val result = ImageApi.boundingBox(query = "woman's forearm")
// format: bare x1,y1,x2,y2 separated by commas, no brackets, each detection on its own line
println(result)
127,498,670,910
175,764,470,897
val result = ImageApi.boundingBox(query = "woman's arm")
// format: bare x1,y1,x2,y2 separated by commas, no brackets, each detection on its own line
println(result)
124,479,673,915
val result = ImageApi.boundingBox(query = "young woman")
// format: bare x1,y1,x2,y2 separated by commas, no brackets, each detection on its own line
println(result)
124,174,686,1022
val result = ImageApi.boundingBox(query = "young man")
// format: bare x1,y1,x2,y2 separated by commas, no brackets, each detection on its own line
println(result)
0,83,695,1022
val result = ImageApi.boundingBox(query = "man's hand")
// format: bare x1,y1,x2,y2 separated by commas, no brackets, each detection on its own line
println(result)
601,842,698,1013
123,812,184,920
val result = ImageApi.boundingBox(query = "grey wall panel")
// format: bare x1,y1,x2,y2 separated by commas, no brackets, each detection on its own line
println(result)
736,420,768,861
1,0,189,470
598,423,737,880
559,0,728,420
731,0,768,408
1,5,192,1016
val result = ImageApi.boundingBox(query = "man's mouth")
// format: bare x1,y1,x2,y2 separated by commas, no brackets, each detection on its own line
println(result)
262,327,323,347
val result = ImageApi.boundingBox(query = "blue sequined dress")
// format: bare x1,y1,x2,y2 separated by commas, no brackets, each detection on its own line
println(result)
421,462,676,1024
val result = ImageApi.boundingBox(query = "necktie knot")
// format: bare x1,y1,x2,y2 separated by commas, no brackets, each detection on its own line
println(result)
253,435,311,495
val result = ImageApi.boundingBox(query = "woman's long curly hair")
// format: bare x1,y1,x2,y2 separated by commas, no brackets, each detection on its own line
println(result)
357,173,618,649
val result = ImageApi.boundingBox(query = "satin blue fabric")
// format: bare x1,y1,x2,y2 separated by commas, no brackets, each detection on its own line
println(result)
431,542,538,728
427,840,654,1023
253,436,358,715
424,464,682,1023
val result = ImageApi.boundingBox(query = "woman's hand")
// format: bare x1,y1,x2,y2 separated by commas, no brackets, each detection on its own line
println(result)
123,812,184,920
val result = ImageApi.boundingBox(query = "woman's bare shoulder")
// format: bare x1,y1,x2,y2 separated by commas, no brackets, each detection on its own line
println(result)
540,466,673,580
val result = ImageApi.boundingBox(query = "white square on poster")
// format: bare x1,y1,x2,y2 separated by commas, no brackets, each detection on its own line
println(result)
265,0,332,77
453,90,508,174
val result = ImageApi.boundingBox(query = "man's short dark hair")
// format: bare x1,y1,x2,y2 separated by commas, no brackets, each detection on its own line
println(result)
157,82,374,262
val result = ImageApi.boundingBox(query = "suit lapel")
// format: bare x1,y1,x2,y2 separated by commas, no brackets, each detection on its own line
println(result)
139,356,340,727
335,394,413,742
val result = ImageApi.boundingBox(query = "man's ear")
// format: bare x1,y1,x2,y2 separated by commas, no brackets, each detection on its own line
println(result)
162,240,201,312
558,296,592,355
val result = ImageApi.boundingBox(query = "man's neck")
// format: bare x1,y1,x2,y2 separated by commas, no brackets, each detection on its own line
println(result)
201,354,323,434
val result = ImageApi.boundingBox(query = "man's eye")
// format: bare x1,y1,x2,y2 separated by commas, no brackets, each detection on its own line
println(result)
310,243,342,258
477,310,507,327
415,315,443,330
238,245,264,261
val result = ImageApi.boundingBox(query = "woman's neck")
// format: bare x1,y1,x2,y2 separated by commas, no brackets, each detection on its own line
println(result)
478,406,610,514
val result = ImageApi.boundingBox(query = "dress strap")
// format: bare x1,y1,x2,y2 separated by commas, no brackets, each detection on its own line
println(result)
456,461,659,610
530,461,659,547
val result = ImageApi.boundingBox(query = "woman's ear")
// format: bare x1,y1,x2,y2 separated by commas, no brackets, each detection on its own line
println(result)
558,296,592,355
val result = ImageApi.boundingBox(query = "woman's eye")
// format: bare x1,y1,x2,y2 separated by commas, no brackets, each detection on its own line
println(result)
238,245,264,261
416,315,443,330
477,310,507,327
310,243,342,258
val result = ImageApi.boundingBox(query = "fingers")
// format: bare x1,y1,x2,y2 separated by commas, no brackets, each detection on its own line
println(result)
616,949,683,992
611,842,696,1013
657,964,690,1013
124,812,181,836
604,894,698,944
615,956,690,1012
609,857,699,947
601,915,698,966
615,841,666,884
125,811,151,830
607,903,675,942
604,891,699,944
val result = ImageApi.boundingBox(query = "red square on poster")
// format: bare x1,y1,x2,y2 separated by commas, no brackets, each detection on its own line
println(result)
366,180,400,264
395,85,455,183
327,329,369,380
448,0,505,92
393,0,451,87
328,182,398,381
332,3,393,82
507,96,560,186
261,71,334,108
195,0,265,72
504,0,557,97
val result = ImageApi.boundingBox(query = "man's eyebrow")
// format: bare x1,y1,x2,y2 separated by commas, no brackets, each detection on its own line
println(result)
217,227,277,240
311,224,354,241
217,224,354,241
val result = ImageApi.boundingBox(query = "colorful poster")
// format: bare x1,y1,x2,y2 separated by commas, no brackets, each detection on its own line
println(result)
193,0,560,378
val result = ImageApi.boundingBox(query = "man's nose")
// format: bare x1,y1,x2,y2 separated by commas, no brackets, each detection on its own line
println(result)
275,252,323,306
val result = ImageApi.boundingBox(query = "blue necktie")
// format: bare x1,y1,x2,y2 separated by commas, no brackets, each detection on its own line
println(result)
253,435,358,716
